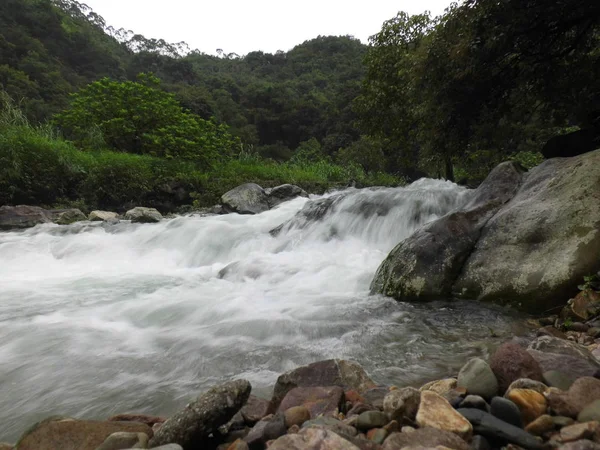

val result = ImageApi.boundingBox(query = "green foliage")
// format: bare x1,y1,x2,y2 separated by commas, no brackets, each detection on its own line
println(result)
578,273,600,292
510,151,544,170
290,138,326,164
336,136,387,173
54,74,238,167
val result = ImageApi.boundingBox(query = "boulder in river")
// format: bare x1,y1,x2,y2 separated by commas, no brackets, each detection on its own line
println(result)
371,149,600,312
149,379,251,448
124,207,163,223
47,208,87,225
89,210,119,222
221,183,270,215
0,205,52,230
266,184,308,208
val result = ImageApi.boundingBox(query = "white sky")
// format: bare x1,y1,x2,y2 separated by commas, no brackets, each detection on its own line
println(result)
82,0,451,56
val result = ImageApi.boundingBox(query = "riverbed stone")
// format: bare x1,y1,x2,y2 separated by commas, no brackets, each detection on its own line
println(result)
525,414,555,436
221,183,270,215
382,387,420,422
283,406,311,428
149,379,251,448
277,386,345,418
544,371,576,391
537,325,568,339
48,208,87,225
15,418,152,450
458,358,498,399
382,428,470,450
108,414,166,428
560,422,600,443
89,210,119,222
558,440,600,450
226,439,249,450
490,342,544,394
416,391,473,440
96,431,148,450
505,379,548,396
457,408,543,449
268,427,361,450
124,207,163,223
527,336,600,378
362,387,388,410
245,414,287,447
0,205,52,230
420,378,458,395
356,411,389,431
460,395,489,412
490,397,523,428
266,184,308,208
302,416,358,438
240,395,270,425
506,389,547,425
546,377,600,418
471,435,491,450
270,359,375,411
578,400,600,423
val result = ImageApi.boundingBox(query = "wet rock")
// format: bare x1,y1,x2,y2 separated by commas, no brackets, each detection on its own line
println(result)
371,161,524,302
544,371,576,391
277,386,345,418
471,435,492,450
96,431,148,450
0,205,52,230
345,390,366,404
527,336,600,378
382,387,420,422
460,395,489,412
108,414,166,428
266,184,308,208
579,400,600,423
221,183,270,215
49,208,87,225
505,379,548,396
149,379,251,448
420,378,458,395
362,387,388,410
226,439,249,450
457,358,499,399
490,342,544,394
15,418,152,450
270,359,375,411
537,326,568,339
302,416,358,438
283,406,311,428
558,440,600,450
240,395,270,425
555,416,576,428
567,290,600,321
356,411,389,431
124,207,162,223
268,427,361,450
269,194,346,236
571,323,590,333
525,415,554,436
457,408,542,449
546,377,600,418
366,428,387,444
490,397,523,428
416,391,473,440
559,422,600,443
381,428,470,450
348,403,377,417
245,414,286,448
89,210,119,222
506,389,547,425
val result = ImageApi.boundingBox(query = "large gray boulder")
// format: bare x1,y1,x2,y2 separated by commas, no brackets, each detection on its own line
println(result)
124,207,162,223
89,210,119,222
47,208,87,225
221,183,270,215
453,150,600,311
0,205,52,230
266,184,308,208
370,161,524,301
149,379,251,448
371,149,600,312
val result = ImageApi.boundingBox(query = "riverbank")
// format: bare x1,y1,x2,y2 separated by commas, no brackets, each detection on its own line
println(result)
6,288,600,450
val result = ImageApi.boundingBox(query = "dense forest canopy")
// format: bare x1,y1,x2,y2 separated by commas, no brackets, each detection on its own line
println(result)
1,0,599,211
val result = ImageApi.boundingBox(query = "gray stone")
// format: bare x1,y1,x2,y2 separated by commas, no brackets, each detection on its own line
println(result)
124,207,162,223
382,428,470,450
558,440,600,450
221,183,270,215
457,358,499,398
89,210,119,222
240,395,270,425
527,336,600,378
460,395,489,412
383,387,420,421
544,370,576,391
471,435,492,450
266,184,308,208
270,359,375,411
0,205,52,230
457,408,542,449
268,427,361,450
454,150,600,312
96,431,148,450
48,208,87,225
356,411,388,431
578,400,600,422
490,396,523,428
371,161,524,301
149,379,251,448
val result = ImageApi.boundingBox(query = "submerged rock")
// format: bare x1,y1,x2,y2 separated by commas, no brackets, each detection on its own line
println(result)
221,183,270,215
149,379,251,448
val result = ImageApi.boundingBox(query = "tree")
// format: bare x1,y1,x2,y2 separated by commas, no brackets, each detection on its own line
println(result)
54,73,238,168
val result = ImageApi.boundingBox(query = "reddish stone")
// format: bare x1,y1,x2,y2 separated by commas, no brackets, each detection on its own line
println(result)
490,342,544,394
345,390,366,404
277,386,345,418
241,395,271,425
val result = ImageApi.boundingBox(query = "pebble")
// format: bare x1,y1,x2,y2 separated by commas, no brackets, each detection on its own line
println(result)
460,395,489,412
490,396,523,428
366,428,387,444
506,388,547,425
560,421,600,443
419,378,458,395
382,387,420,422
283,406,311,428
416,390,473,440
457,358,499,399
525,414,555,436
490,342,544,394
579,400,600,423
544,370,576,391
356,411,389,431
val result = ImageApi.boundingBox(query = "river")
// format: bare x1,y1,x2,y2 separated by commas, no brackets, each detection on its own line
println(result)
0,179,527,441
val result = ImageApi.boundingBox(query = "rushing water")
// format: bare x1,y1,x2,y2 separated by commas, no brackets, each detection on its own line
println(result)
0,180,528,441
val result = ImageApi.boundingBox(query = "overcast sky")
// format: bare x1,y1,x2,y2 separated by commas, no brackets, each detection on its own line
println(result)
82,0,451,56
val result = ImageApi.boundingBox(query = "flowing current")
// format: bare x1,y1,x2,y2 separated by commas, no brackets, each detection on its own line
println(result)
0,180,527,441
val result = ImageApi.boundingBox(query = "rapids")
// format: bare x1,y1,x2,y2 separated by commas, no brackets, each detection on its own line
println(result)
0,179,527,441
